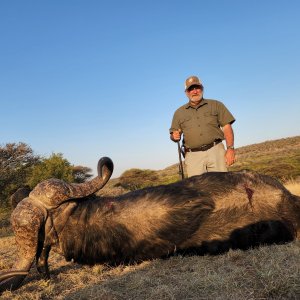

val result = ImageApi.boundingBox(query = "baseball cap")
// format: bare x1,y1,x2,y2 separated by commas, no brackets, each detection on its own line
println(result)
185,76,203,90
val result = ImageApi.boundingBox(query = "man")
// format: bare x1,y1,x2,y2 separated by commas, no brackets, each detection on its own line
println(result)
170,75,235,177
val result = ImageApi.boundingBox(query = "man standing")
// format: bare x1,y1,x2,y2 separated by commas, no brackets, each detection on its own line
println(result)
170,75,235,177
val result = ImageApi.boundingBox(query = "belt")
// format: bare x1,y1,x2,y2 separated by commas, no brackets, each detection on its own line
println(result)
185,139,222,152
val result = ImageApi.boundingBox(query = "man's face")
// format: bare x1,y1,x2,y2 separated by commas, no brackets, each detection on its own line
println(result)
185,85,203,105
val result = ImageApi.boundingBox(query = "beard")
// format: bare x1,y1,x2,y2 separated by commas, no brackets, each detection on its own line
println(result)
189,92,203,105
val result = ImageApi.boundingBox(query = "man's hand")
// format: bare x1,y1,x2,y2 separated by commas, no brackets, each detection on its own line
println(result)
225,148,235,166
171,130,182,141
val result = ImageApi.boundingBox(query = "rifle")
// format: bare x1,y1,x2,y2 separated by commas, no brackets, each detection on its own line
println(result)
177,140,185,179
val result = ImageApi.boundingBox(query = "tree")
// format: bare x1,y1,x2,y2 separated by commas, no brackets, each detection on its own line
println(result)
27,153,75,188
0,142,40,205
72,165,93,183
0,144,93,207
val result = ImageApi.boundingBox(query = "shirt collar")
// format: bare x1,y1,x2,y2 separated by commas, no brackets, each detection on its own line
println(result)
185,98,208,109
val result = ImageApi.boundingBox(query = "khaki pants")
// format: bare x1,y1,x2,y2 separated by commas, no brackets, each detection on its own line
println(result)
184,143,228,177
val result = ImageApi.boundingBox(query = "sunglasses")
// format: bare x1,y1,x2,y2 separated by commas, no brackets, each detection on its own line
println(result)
187,85,203,92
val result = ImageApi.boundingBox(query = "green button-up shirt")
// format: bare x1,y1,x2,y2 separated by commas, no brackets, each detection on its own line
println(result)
170,98,235,149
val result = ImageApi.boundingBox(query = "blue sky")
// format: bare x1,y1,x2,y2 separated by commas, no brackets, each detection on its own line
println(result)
1,0,299,177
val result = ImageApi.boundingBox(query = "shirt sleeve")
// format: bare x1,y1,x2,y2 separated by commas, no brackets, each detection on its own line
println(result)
169,109,181,133
217,101,235,127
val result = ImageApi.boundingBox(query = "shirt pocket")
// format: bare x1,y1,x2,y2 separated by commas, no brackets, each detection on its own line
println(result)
180,117,193,130
204,111,219,125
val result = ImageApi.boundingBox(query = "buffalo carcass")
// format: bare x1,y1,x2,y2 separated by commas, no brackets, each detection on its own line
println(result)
0,157,299,292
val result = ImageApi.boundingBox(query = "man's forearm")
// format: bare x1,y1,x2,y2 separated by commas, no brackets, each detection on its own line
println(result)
223,124,234,148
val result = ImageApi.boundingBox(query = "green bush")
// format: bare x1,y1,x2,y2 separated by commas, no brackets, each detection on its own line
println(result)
27,153,75,188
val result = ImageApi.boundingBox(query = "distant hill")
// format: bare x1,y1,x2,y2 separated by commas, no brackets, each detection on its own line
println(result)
229,136,300,179
98,136,300,196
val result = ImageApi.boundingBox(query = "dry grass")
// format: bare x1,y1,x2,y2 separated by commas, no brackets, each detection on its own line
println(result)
0,238,299,299
0,207,13,238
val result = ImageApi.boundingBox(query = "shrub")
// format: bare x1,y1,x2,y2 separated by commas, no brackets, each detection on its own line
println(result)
118,169,159,191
